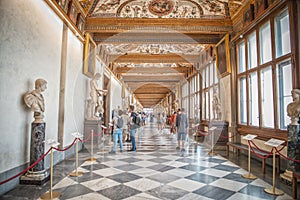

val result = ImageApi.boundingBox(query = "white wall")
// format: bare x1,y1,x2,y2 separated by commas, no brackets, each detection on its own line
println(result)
0,0,63,173
110,76,122,118
63,29,87,145
0,2,89,192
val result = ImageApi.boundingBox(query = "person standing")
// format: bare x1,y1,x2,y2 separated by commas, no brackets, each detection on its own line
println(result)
110,109,124,154
122,109,130,142
170,111,177,135
176,108,188,152
128,105,138,151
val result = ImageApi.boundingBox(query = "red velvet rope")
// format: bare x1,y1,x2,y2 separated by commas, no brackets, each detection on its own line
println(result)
52,138,77,152
249,140,271,154
0,148,52,185
275,147,300,163
248,140,273,159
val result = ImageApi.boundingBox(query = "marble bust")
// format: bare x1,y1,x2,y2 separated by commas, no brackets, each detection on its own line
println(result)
24,79,47,123
287,89,300,125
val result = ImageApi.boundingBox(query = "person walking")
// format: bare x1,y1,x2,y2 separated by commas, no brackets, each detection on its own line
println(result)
110,109,124,154
176,108,188,152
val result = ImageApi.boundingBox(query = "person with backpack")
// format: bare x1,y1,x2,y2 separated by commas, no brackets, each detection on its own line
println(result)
176,108,188,152
110,109,124,154
128,105,141,151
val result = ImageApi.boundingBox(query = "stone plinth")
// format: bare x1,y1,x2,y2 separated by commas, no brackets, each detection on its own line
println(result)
20,122,49,185
84,119,102,147
287,125,300,172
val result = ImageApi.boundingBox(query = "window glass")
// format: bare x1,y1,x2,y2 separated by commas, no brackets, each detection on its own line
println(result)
261,66,274,127
205,91,209,119
260,22,272,64
277,60,292,129
239,77,247,124
214,62,218,83
248,32,257,69
275,9,291,58
238,41,246,73
249,72,259,126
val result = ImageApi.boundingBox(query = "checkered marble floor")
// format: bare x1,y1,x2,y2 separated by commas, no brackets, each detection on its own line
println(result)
46,125,291,200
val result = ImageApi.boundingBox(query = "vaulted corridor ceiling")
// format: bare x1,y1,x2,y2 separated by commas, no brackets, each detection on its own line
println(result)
78,0,245,107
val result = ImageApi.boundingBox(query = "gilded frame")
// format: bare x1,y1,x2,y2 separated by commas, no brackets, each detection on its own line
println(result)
83,33,96,78
215,34,231,77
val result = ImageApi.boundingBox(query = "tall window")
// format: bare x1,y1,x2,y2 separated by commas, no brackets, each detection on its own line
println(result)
277,60,292,129
201,61,218,120
238,42,246,73
236,7,292,130
259,22,272,64
249,72,259,126
261,66,274,128
275,9,291,58
248,32,257,69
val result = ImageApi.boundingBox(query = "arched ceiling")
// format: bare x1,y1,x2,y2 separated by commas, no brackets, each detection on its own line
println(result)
77,0,245,108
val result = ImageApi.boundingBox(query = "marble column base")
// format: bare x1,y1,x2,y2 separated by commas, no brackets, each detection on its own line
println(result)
20,170,49,185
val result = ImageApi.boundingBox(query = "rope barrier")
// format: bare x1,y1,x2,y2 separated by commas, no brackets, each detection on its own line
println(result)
275,147,300,163
52,138,77,152
0,148,52,185
248,140,273,159
249,140,272,154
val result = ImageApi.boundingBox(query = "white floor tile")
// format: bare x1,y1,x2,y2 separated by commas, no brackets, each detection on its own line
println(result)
209,178,247,192
199,168,231,178
80,178,120,191
167,178,206,192
124,178,161,191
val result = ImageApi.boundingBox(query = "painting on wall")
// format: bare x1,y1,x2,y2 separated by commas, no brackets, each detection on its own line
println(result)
77,14,85,32
256,0,268,17
68,1,78,24
83,34,96,78
243,4,254,27
215,34,231,77
58,0,69,12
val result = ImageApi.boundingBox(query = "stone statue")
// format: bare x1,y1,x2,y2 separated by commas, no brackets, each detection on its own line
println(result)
24,79,47,123
89,73,107,119
212,87,222,120
287,89,300,125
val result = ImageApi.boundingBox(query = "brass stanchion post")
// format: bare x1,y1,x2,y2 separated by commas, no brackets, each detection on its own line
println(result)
40,140,61,199
209,127,216,156
69,133,84,177
264,149,284,195
86,130,96,162
264,138,285,196
242,135,257,179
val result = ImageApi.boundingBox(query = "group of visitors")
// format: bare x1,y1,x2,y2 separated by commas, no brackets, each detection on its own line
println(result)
156,108,189,152
110,105,142,154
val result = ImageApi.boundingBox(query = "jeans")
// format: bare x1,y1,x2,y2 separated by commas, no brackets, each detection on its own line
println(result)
113,128,123,152
129,128,137,150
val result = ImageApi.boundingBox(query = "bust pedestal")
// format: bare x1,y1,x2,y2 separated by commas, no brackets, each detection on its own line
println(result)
208,120,229,150
280,125,300,184
20,122,49,185
84,119,102,148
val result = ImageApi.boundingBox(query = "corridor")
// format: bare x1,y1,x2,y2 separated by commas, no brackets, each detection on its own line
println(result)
1,121,292,200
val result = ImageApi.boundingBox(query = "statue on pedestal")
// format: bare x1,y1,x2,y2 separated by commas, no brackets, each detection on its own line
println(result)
287,89,300,125
22,78,49,184
88,73,107,120
212,87,222,120
24,79,47,123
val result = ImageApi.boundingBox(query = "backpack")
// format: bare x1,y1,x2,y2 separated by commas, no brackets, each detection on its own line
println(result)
135,116,141,127
116,116,123,128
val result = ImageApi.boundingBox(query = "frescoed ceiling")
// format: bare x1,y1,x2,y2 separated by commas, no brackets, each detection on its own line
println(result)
73,0,246,107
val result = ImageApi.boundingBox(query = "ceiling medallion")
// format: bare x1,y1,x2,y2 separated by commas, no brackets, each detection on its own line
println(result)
148,0,174,17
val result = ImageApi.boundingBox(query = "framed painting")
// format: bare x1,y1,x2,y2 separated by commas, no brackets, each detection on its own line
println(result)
215,34,231,77
77,14,85,32
256,0,268,17
58,0,69,12
68,1,78,24
243,4,254,27
83,33,96,78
